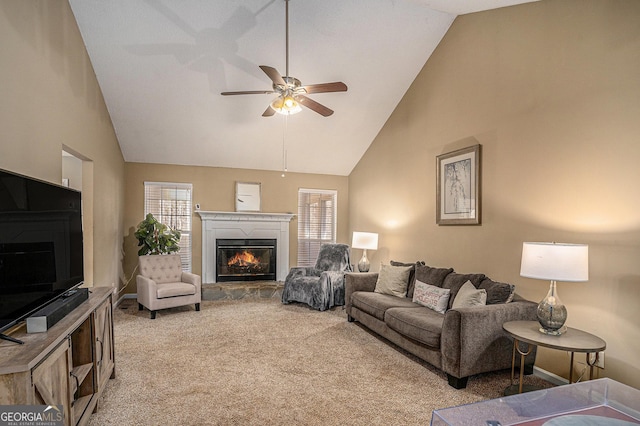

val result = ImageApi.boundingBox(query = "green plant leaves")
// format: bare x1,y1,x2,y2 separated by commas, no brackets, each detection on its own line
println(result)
134,213,181,256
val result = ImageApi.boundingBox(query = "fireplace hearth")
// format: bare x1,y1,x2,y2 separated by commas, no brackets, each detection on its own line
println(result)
216,239,276,282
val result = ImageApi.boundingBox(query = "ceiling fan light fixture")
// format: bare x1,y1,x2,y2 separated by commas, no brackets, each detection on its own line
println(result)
270,94,302,115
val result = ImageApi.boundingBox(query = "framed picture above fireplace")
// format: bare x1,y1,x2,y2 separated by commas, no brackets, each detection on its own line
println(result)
235,181,261,212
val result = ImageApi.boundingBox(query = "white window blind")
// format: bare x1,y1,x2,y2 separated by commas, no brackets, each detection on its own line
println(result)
144,182,193,271
297,188,337,267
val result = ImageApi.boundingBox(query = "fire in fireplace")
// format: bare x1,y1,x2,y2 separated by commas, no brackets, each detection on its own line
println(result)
227,250,262,272
216,239,276,282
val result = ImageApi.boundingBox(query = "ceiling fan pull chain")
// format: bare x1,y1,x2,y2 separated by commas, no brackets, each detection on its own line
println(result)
281,115,288,177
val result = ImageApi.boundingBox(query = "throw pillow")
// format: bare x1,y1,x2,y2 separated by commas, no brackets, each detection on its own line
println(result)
479,278,516,304
414,264,454,288
412,280,451,314
374,264,413,298
391,260,425,298
451,280,487,309
442,273,486,309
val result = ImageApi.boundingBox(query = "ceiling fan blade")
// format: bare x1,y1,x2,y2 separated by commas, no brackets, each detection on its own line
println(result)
297,95,334,117
301,82,348,94
262,105,276,117
221,90,274,96
259,65,287,86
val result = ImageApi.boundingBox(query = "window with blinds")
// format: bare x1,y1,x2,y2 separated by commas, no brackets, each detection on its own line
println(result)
297,188,337,266
144,182,193,271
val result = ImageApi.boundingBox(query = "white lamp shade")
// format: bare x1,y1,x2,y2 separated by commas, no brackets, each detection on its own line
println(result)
352,232,378,250
520,242,589,282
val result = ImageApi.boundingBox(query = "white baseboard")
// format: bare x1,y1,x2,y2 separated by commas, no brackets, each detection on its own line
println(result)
115,293,137,308
533,366,568,386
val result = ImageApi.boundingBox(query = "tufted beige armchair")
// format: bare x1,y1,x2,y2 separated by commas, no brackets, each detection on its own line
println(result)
136,254,201,319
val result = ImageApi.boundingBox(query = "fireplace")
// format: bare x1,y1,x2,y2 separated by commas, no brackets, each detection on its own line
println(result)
216,239,277,282
197,211,295,283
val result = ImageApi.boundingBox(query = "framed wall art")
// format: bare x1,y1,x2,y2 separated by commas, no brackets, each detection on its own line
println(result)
235,181,261,212
436,144,481,225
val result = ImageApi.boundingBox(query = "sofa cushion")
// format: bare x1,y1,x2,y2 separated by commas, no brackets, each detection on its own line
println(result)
479,278,516,304
374,264,413,297
156,282,197,299
442,273,486,309
451,280,487,309
390,260,424,299
385,307,444,348
412,280,451,314
351,291,420,321
415,264,454,288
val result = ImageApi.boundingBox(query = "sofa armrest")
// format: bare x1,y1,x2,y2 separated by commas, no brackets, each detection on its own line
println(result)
441,299,538,379
286,267,320,280
136,275,158,308
181,271,202,294
345,272,378,315
181,271,201,286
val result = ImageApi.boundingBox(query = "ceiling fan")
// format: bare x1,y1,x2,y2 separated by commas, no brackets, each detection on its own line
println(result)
221,0,347,117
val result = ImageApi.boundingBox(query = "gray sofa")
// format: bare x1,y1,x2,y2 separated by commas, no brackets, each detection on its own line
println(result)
345,263,538,389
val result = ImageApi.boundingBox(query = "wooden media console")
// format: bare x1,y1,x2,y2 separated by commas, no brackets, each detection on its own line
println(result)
0,287,115,426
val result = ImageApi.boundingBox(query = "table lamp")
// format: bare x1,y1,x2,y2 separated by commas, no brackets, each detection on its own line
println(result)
351,232,378,272
520,242,589,335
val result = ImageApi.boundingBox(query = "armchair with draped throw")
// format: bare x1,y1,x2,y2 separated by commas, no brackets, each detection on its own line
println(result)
282,243,352,311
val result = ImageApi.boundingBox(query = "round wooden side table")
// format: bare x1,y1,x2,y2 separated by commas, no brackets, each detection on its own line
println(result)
503,320,606,395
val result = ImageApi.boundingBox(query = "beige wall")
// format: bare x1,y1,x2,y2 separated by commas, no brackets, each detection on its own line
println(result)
349,0,640,387
0,1,125,291
4,0,638,390
122,163,349,293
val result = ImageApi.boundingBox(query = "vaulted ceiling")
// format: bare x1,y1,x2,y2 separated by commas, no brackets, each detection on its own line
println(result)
69,0,538,176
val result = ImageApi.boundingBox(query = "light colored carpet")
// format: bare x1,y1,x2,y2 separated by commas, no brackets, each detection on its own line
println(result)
89,298,552,425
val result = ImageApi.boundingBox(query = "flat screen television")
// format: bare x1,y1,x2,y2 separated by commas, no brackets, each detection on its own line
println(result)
0,168,84,341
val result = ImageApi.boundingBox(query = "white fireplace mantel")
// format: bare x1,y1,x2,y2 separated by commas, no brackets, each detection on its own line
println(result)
197,211,295,283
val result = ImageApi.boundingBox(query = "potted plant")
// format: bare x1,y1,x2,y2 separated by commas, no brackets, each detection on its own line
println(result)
134,213,181,255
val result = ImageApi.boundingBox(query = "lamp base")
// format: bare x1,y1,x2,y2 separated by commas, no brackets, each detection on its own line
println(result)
538,325,567,336
358,250,370,273
536,280,568,336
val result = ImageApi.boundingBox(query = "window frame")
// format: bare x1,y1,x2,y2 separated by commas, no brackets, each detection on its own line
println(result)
143,181,193,271
297,188,337,267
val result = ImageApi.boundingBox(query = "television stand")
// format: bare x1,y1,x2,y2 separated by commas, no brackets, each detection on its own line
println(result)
0,287,115,425
0,333,24,345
